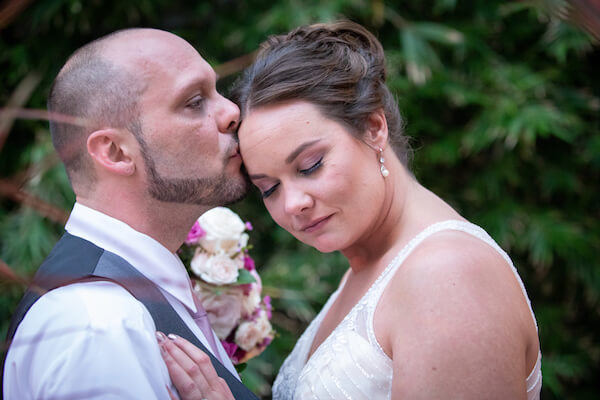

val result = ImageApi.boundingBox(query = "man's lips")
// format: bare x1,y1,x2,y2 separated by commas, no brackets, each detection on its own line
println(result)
300,215,332,232
229,145,241,158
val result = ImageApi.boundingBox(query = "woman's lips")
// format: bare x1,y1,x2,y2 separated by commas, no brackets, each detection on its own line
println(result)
301,215,332,233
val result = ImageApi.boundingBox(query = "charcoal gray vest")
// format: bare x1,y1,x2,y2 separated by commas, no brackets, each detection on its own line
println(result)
2,232,257,400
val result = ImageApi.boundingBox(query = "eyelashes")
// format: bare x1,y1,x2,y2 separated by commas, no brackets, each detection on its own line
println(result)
261,183,279,198
186,95,205,110
261,157,323,199
299,157,323,175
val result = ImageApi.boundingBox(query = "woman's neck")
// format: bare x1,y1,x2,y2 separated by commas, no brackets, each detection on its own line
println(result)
341,171,463,276
341,168,415,273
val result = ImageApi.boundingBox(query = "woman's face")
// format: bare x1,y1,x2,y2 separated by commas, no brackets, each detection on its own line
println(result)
238,101,385,253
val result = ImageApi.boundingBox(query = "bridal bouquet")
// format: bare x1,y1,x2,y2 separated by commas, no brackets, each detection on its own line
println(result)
179,207,274,365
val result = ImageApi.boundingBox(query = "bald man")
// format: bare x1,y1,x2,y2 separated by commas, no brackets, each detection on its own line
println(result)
2,29,256,399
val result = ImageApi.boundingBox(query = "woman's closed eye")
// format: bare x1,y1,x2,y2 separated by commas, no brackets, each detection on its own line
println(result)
299,157,323,175
261,183,279,199
261,157,323,199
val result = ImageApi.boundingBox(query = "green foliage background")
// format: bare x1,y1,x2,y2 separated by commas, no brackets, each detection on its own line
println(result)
1,0,598,398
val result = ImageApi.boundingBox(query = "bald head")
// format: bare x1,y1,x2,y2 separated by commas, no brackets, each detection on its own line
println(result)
48,28,195,192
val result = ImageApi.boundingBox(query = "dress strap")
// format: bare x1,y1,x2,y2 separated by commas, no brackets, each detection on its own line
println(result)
364,220,538,351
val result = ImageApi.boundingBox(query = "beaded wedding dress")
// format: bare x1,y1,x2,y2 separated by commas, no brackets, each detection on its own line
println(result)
272,220,542,400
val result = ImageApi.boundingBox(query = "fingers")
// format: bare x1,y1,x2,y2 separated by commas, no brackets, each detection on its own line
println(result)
167,333,219,393
158,332,208,400
170,334,235,399
169,334,224,390
218,377,231,395
157,332,235,400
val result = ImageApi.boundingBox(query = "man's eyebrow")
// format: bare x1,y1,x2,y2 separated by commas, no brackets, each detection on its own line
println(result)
285,139,321,164
174,80,204,104
177,71,217,100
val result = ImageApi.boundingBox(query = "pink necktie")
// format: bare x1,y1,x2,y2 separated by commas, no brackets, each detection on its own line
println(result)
189,292,223,363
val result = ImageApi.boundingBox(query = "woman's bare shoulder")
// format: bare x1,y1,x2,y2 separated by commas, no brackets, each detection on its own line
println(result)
376,230,533,398
376,229,532,357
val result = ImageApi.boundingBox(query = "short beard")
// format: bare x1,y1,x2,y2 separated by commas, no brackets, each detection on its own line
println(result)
132,121,250,206
146,166,250,206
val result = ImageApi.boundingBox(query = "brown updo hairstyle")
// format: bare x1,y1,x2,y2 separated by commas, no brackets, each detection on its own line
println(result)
233,20,411,167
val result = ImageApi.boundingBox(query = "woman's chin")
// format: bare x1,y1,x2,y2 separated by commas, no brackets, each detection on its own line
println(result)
307,239,340,254
293,232,342,254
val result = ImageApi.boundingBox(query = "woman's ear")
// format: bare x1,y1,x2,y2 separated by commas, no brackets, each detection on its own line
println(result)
364,108,389,150
87,129,136,176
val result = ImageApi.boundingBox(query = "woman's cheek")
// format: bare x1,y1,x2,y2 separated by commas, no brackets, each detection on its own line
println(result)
265,202,288,230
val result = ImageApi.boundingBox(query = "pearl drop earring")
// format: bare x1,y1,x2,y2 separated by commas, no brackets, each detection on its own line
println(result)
379,148,389,177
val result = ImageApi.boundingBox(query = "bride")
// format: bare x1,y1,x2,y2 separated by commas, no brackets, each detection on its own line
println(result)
159,21,542,399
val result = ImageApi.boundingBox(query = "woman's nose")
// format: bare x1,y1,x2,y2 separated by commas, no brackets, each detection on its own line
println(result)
283,185,313,215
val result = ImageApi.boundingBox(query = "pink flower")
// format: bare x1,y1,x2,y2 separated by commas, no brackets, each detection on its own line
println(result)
240,270,262,317
241,287,261,318
243,255,255,271
179,208,275,365
185,221,206,245
221,340,239,359
234,309,273,351
196,286,243,339
261,336,273,348
239,283,251,296
233,348,247,364
263,295,272,319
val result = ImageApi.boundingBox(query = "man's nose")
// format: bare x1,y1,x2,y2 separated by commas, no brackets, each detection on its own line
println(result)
217,94,240,134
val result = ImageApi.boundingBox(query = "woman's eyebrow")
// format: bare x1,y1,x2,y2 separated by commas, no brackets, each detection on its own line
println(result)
249,172,267,180
249,139,322,180
285,139,321,164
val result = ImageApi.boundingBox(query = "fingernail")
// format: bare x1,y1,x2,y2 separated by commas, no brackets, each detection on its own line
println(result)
156,331,167,343
167,333,178,341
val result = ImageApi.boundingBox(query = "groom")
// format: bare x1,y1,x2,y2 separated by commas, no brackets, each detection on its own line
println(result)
2,28,256,399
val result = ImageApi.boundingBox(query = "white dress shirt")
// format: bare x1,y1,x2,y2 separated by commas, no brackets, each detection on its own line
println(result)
3,203,238,400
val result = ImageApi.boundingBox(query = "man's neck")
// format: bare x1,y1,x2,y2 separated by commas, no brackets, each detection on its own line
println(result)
76,196,208,253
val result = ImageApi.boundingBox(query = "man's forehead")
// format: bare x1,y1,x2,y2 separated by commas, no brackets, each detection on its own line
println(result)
104,29,202,67
92,29,217,103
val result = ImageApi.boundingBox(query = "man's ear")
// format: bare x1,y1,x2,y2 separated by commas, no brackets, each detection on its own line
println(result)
363,108,389,150
87,129,136,176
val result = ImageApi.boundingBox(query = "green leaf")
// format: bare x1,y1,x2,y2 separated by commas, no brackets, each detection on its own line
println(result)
400,28,438,84
412,22,464,45
234,268,257,285
235,362,247,373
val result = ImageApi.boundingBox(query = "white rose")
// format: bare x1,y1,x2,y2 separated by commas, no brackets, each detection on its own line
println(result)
195,285,243,339
198,207,246,256
238,233,249,250
191,250,241,285
241,286,261,317
234,310,273,351
190,251,209,279
241,270,262,317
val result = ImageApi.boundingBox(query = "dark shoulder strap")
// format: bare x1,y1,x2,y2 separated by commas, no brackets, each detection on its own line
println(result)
4,232,105,342
2,233,104,400
3,233,257,400
92,251,258,399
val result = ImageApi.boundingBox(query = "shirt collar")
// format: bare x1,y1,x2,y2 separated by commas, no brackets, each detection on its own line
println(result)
65,202,197,312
